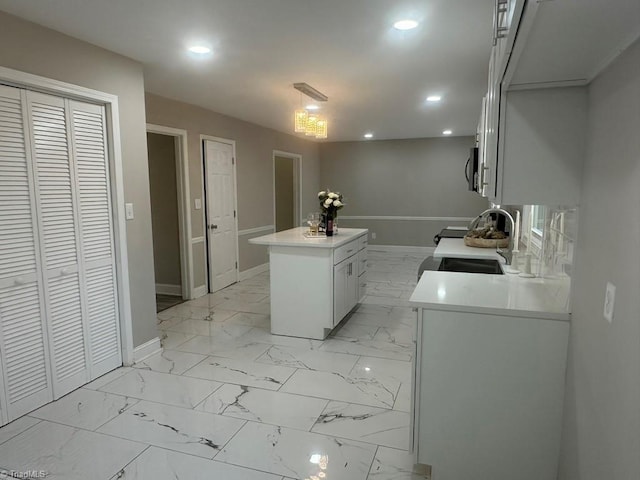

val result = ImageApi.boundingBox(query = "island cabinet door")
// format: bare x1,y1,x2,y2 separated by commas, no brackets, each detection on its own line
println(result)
333,257,357,325
333,259,349,325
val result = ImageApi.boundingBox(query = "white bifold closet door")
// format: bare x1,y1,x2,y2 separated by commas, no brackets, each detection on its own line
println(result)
67,99,121,380
0,85,53,421
0,85,121,424
28,91,89,398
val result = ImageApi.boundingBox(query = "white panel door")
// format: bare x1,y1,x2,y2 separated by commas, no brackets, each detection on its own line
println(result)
204,139,237,292
0,85,53,421
26,91,88,398
68,100,121,378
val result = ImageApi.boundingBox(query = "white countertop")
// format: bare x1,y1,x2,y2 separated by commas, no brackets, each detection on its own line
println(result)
249,227,368,248
410,239,570,320
433,238,506,263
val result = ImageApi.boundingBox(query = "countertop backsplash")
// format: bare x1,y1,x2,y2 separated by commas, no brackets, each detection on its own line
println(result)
518,205,578,279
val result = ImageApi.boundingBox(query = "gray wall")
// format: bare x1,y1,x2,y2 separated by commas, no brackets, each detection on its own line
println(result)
147,133,181,288
144,93,321,283
559,40,640,479
319,137,489,246
0,11,157,347
274,155,295,232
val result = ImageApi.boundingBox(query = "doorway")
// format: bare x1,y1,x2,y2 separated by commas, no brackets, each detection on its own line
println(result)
146,125,192,310
273,151,302,232
202,137,239,293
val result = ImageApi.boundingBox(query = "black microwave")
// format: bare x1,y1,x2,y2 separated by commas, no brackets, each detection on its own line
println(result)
465,147,479,192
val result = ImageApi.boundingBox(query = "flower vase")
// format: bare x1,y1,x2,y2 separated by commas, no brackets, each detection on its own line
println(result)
325,213,334,236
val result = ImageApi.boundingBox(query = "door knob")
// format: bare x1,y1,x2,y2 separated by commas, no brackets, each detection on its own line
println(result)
210,224,218,230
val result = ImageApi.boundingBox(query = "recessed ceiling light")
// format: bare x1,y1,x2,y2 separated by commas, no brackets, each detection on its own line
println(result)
364,133,374,139
306,104,320,111
188,45,211,54
426,95,442,102
393,19,419,30
442,129,453,135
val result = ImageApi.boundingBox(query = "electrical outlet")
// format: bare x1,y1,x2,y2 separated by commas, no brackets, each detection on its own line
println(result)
371,232,377,240
125,203,134,220
604,281,616,323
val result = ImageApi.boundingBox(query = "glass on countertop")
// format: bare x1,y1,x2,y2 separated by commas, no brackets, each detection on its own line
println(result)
307,212,321,235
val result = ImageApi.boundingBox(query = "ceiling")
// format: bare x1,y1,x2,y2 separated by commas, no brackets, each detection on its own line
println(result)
3,1,637,142
0,0,495,141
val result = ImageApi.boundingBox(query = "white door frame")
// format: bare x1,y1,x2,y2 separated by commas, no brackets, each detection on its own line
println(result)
0,66,134,365
146,124,193,300
200,135,239,292
272,150,302,228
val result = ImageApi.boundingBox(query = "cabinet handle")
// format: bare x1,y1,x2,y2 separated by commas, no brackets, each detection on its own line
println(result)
61,268,70,276
493,0,509,45
14,277,25,285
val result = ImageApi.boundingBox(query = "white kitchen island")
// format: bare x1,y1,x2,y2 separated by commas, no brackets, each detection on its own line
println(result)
249,227,368,340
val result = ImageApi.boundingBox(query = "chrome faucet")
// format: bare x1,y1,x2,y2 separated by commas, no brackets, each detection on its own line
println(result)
468,207,516,265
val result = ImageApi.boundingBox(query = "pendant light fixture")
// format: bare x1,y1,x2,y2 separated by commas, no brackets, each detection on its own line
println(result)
294,109,308,132
292,82,329,139
305,114,319,136
315,118,328,139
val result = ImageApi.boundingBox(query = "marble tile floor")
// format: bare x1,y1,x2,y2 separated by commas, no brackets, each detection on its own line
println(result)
0,250,432,480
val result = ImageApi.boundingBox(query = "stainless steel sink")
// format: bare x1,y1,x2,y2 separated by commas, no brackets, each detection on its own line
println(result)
418,256,504,280
438,257,504,274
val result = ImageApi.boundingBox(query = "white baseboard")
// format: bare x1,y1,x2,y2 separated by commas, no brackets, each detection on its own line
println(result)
368,245,436,255
192,285,208,299
133,337,162,363
239,262,269,281
155,283,182,296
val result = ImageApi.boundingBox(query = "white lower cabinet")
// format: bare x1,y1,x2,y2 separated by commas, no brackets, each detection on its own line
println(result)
333,256,358,326
0,84,121,426
357,249,367,302
412,308,569,480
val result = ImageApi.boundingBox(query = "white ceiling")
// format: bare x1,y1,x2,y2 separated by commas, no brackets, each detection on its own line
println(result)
0,0,495,141
2,1,637,142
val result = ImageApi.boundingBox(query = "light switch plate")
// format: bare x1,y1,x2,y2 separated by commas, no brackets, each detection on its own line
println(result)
125,202,134,220
604,281,616,323
194,198,202,210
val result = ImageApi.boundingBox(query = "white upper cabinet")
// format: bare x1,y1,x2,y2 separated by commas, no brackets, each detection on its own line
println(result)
479,0,639,206
492,0,526,83
504,0,640,89
498,86,587,206
479,0,526,200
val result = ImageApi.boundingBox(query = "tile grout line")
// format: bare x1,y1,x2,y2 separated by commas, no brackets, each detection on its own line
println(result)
0,417,42,447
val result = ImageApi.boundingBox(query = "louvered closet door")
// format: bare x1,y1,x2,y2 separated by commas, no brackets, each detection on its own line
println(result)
68,100,121,378
0,85,53,421
26,91,89,398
